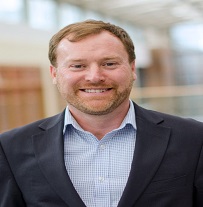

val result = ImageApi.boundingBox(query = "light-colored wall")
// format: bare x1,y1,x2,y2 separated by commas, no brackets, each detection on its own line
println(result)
0,23,61,117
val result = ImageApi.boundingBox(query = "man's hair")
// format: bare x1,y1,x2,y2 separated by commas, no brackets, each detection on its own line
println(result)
48,19,136,67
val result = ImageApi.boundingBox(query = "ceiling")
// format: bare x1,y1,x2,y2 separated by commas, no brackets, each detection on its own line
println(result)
61,0,203,29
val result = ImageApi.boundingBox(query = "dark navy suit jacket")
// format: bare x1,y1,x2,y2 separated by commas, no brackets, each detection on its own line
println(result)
0,102,203,206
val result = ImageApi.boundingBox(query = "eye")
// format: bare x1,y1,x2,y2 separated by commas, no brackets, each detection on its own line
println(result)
106,62,115,66
102,62,118,69
70,64,86,69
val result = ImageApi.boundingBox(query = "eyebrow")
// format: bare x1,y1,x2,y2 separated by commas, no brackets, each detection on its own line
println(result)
101,57,123,62
66,56,122,63
67,59,87,62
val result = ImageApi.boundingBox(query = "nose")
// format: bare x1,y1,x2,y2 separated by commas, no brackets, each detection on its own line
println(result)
85,64,105,83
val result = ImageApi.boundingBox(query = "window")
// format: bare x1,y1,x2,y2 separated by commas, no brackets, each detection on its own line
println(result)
27,0,57,30
171,23,203,51
59,3,84,29
0,0,23,23
171,23,203,85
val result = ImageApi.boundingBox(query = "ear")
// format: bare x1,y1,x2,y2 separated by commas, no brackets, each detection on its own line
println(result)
131,60,137,81
50,65,57,84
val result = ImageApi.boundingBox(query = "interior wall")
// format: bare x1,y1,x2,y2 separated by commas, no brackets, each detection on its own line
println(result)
0,22,61,117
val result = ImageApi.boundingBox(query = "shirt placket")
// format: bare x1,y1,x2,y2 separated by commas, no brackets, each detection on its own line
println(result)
94,140,110,207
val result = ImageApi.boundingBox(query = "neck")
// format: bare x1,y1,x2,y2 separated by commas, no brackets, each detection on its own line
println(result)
68,101,130,140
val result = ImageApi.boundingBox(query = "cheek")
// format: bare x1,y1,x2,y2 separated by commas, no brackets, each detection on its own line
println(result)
56,72,80,91
115,70,134,83
118,72,135,89
56,69,71,82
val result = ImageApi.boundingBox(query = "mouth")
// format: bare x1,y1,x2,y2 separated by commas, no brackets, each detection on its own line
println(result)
81,88,112,93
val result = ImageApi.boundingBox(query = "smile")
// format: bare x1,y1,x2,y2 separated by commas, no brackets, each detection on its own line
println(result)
83,89,111,93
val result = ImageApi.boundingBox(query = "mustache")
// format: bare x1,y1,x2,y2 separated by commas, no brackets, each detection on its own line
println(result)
77,83,116,88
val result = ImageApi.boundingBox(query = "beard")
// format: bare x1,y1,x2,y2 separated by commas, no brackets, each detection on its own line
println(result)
70,87,132,116
57,75,134,116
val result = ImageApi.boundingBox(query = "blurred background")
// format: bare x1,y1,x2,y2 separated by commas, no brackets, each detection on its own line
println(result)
0,0,203,132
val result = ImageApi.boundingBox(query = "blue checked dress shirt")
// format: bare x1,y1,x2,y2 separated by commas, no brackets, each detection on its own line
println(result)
63,100,137,207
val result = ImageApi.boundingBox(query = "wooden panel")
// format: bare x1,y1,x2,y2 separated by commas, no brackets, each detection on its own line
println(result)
0,66,44,133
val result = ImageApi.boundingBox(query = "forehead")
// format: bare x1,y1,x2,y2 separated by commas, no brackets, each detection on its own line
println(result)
56,31,127,57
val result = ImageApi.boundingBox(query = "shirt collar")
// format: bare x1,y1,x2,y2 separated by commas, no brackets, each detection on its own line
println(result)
63,100,136,134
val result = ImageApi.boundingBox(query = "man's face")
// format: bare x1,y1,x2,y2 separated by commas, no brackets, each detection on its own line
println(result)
50,31,136,115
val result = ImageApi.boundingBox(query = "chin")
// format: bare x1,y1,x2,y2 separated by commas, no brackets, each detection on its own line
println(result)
79,104,117,115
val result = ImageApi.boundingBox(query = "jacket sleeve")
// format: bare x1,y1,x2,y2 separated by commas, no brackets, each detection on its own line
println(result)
0,143,26,207
194,144,203,206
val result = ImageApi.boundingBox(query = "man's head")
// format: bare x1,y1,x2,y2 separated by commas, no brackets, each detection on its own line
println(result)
49,20,136,67
49,20,137,116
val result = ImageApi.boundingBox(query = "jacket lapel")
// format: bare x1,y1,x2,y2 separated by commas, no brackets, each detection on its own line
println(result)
118,104,171,207
32,112,86,207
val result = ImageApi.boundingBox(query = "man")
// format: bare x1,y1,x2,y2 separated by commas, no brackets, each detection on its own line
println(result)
0,20,203,207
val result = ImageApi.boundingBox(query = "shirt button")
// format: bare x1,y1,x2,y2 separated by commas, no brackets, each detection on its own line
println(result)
99,176,105,182
100,144,105,149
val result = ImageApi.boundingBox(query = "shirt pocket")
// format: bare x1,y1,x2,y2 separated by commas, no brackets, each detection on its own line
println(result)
144,174,187,194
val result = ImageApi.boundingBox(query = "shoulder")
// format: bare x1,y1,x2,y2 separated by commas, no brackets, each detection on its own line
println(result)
0,111,64,143
133,102,203,133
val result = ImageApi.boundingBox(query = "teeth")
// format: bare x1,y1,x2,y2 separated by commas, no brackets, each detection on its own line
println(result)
84,89,108,93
